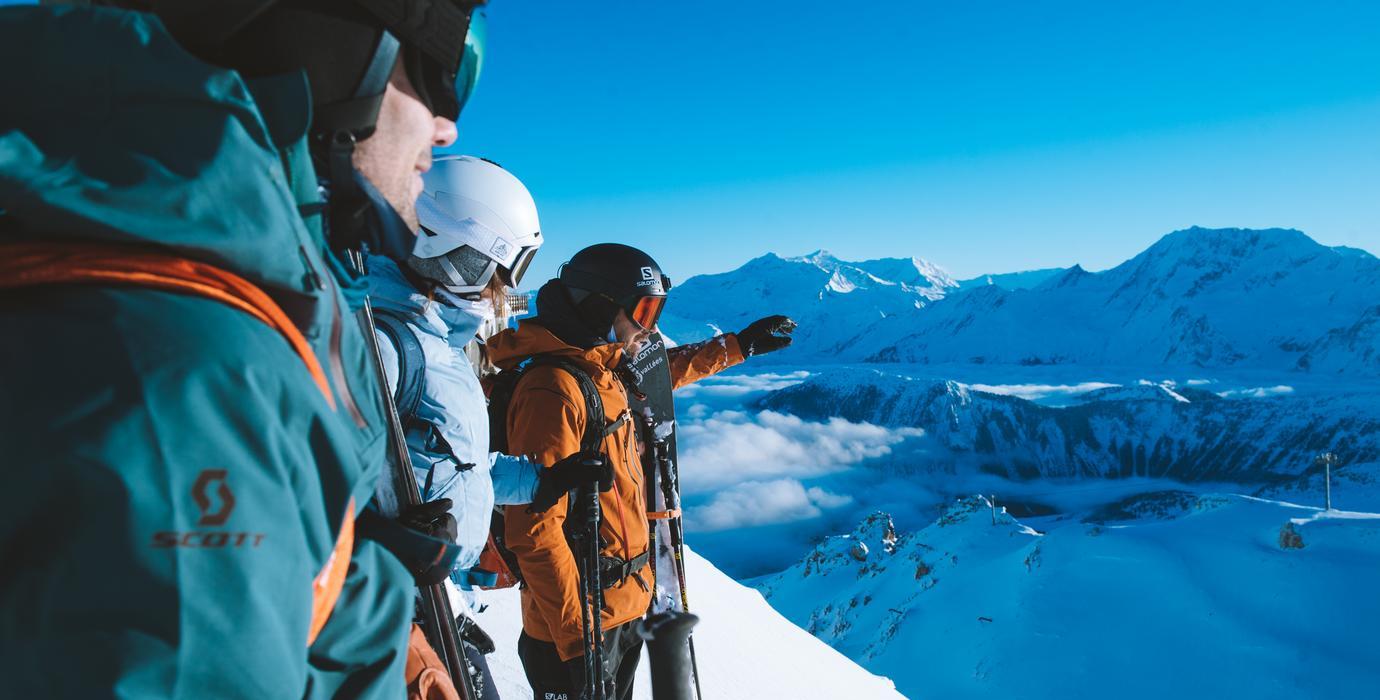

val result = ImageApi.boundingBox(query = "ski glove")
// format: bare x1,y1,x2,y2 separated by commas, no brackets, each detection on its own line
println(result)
528,450,614,514
736,315,797,356
400,498,459,543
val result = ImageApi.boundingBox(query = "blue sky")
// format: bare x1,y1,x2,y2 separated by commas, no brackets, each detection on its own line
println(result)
9,1,1378,284
452,0,1380,286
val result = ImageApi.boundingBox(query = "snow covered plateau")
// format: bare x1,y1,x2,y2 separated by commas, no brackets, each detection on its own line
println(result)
649,227,1380,699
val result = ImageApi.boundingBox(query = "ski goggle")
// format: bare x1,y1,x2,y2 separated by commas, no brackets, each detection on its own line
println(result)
453,9,485,116
499,243,539,289
409,9,486,121
630,296,667,330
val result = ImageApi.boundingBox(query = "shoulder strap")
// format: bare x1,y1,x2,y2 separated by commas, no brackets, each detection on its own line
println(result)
371,308,426,425
528,356,608,454
0,241,335,407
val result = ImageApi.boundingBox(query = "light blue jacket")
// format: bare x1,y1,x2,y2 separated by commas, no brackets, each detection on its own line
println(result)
369,257,540,576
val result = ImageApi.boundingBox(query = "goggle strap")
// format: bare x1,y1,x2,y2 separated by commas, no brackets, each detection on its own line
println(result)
311,31,398,138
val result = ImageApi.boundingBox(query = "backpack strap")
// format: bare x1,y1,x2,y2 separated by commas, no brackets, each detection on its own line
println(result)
0,241,335,407
371,308,473,495
370,307,426,427
529,356,608,453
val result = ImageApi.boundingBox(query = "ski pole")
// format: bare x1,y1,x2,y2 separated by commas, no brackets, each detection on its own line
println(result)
572,481,606,700
349,251,477,700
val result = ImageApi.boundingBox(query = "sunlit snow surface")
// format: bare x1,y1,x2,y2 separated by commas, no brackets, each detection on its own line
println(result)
471,547,906,699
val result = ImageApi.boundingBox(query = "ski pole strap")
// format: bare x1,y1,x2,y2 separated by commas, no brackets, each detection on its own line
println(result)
598,549,650,589
453,567,500,590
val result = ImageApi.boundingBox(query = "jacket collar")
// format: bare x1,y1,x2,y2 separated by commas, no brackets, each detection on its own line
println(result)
488,320,624,373
367,255,490,343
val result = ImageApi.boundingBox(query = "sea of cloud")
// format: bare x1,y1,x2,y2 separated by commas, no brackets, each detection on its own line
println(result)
687,479,856,532
1218,385,1295,398
674,370,813,399
964,381,1119,401
678,409,924,495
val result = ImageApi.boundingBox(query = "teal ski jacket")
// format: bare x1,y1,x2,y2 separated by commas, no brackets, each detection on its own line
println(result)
0,6,410,698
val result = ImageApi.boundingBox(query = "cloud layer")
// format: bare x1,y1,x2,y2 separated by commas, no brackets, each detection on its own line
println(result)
965,382,1119,401
675,409,924,532
688,479,855,532
675,371,813,399
678,410,924,493
1218,385,1295,398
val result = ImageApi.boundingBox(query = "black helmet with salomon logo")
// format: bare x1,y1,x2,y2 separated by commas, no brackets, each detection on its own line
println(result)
559,243,672,331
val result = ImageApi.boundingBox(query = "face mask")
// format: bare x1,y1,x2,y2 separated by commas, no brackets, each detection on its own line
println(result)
433,287,495,332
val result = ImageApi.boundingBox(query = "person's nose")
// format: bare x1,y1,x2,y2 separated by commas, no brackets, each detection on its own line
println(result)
432,117,458,148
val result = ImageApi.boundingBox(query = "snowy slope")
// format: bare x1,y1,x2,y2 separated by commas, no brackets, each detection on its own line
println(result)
756,496,1380,700
753,367,1380,481
471,547,906,699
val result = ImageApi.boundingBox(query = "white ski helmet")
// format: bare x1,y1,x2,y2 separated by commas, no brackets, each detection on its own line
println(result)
408,155,543,297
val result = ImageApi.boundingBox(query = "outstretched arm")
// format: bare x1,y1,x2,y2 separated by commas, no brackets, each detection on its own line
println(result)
666,315,796,389
667,334,746,389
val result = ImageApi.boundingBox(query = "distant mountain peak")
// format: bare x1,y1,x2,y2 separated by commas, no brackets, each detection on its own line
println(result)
1037,264,1090,290
792,249,840,266
1148,226,1318,259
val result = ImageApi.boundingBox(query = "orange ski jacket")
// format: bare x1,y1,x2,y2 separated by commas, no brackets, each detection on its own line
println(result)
490,322,744,661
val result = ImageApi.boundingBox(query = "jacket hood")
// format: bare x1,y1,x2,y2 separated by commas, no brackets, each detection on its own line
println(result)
0,6,322,302
488,320,623,373
530,278,616,350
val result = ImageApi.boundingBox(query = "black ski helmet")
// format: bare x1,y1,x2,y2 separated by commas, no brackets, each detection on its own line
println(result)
135,0,485,134
559,243,673,331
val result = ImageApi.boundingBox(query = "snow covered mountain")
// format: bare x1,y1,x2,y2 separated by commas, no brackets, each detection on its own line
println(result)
755,496,1380,700
753,368,1380,482
658,250,956,351
862,227,1380,371
662,228,1380,374
473,547,906,699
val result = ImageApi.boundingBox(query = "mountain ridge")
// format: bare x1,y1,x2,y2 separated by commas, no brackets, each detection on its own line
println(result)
661,227,1380,374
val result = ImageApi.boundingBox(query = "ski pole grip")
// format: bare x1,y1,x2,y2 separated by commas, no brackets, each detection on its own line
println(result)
570,483,601,532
